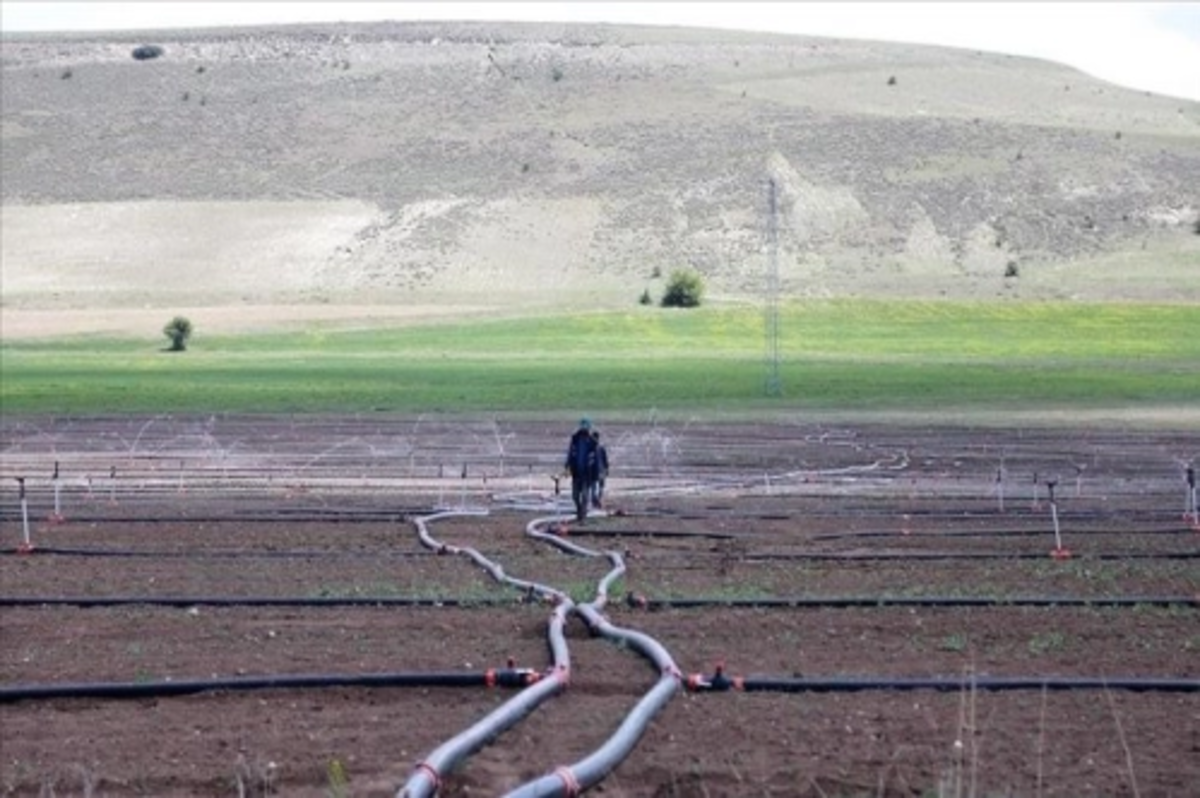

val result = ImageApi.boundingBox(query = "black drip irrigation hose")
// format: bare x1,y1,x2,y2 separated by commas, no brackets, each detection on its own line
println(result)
623,594,1199,610
0,596,520,608
683,669,1200,694
0,667,544,704
625,507,1194,523
6,547,1195,562
5,594,1193,611
0,546,430,559
741,551,1200,562
810,526,1198,542
0,511,421,524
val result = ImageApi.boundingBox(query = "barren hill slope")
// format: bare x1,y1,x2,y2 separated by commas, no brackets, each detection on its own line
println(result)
2,21,1198,336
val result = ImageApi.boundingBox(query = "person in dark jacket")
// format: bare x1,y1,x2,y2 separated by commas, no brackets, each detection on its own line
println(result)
564,418,597,521
590,430,609,509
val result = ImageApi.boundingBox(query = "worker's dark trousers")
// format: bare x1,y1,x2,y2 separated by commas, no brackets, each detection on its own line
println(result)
571,476,592,521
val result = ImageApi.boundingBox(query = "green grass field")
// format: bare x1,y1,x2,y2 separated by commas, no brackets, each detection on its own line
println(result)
2,300,1197,417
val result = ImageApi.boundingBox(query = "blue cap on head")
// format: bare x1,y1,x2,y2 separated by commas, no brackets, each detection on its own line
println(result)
579,417,592,430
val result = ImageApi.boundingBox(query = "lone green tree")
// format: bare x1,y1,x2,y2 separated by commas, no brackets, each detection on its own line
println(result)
660,269,705,308
163,316,193,352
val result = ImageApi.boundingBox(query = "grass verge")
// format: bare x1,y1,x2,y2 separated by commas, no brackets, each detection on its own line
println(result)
2,299,1197,416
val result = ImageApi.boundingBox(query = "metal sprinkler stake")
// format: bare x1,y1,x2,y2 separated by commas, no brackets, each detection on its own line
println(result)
1187,465,1198,529
996,466,1005,514
16,477,34,554
49,461,65,524
1048,479,1070,559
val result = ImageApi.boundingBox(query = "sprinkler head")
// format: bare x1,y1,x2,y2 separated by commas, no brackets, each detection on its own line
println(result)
1050,547,1072,560
16,542,35,555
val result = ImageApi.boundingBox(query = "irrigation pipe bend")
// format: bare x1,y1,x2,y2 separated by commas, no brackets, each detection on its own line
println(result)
398,510,575,798
400,511,685,798
501,516,683,798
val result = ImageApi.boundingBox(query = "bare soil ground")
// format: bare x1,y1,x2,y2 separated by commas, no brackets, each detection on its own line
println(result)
1,416,1198,797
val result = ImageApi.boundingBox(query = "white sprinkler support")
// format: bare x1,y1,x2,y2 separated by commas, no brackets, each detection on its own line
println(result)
16,477,34,553
1048,480,1070,560
49,461,65,524
1187,465,1198,529
996,466,1005,514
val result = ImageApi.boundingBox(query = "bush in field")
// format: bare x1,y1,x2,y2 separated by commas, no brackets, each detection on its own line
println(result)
132,45,165,61
660,269,705,308
163,316,193,352
639,288,653,306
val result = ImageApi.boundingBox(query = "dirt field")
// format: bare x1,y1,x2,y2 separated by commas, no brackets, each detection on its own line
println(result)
1,416,1198,797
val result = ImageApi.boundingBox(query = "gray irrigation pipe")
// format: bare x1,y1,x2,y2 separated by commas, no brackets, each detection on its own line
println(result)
0,668,544,704
397,510,684,798
501,517,683,798
397,510,575,798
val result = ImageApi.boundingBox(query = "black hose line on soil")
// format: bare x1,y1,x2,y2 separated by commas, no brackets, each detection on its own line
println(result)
4,594,1194,610
808,526,1197,541
0,667,544,704
684,667,1200,694
0,596,519,608
623,594,1199,610
0,546,431,559
0,511,422,524
6,546,1196,562
741,551,1200,562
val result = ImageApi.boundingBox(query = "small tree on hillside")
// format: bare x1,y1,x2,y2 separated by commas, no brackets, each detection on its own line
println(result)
660,269,705,308
163,316,193,352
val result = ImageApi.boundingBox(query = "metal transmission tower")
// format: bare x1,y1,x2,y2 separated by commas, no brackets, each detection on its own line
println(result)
764,177,783,396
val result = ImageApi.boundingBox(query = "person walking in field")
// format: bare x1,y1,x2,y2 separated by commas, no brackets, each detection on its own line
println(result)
591,430,609,510
564,418,598,521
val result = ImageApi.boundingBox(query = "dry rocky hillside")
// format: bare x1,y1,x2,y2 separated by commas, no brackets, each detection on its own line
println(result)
2,21,1199,336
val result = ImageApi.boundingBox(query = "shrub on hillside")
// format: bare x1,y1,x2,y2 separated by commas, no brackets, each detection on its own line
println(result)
660,269,705,308
132,45,165,61
163,316,193,352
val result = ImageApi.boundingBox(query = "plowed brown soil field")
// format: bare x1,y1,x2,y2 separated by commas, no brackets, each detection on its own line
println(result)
2,416,1197,797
